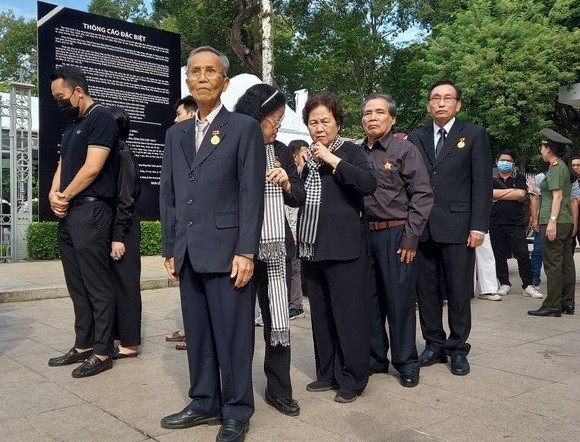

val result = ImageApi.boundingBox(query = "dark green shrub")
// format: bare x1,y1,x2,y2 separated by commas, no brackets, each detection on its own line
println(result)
26,220,162,260
27,221,59,260
140,220,162,256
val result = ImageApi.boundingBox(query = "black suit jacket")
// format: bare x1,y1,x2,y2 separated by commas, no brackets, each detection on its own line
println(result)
299,141,377,261
407,120,492,244
160,107,266,274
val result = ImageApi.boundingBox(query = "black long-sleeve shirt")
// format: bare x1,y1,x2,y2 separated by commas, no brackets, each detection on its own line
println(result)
113,141,141,242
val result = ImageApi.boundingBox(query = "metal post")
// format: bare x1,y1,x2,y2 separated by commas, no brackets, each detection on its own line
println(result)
8,76,35,262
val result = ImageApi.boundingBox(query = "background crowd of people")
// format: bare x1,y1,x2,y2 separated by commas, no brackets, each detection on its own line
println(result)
46,47,576,442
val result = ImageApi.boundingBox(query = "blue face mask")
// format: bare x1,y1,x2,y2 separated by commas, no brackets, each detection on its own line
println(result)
497,160,513,172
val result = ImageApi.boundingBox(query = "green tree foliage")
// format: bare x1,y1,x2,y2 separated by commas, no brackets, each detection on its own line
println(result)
410,0,580,168
152,0,251,73
88,0,154,25
0,11,37,92
276,0,411,137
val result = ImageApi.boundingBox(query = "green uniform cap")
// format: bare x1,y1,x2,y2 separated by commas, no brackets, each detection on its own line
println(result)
540,128,572,146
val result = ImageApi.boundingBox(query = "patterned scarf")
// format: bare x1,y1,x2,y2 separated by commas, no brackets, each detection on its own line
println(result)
259,143,289,346
298,136,346,259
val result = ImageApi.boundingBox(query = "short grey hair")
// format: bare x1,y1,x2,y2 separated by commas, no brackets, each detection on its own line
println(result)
361,93,397,118
187,46,230,76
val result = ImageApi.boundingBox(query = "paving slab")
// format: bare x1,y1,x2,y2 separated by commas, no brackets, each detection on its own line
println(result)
0,257,579,441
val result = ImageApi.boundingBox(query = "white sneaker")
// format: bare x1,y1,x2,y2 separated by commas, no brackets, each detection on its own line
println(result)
497,284,511,296
523,285,543,299
478,293,502,301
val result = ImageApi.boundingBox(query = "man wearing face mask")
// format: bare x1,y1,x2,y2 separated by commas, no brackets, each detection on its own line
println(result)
47,65,118,377
489,150,542,299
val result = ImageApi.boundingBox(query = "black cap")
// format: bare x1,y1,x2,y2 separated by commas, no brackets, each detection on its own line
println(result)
541,128,572,147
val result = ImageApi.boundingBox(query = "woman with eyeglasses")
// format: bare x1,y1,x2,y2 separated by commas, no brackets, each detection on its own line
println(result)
528,128,576,317
234,84,306,416
299,91,377,403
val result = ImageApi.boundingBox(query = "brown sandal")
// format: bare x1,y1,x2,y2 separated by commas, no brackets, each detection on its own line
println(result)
165,330,186,342
175,341,187,351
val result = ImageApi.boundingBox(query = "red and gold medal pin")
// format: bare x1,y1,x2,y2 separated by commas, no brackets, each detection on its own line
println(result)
383,157,393,170
210,130,220,145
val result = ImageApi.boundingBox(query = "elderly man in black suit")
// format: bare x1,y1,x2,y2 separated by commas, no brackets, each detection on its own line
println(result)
159,46,265,442
407,80,492,376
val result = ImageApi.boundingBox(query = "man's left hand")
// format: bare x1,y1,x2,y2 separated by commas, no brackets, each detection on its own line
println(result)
467,231,484,248
397,247,416,263
231,254,254,288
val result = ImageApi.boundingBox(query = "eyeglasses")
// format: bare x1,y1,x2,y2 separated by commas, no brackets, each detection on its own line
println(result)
265,115,284,127
429,96,458,105
188,68,223,81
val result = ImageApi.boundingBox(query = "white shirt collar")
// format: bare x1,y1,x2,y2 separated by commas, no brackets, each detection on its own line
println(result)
432,117,456,136
196,103,223,125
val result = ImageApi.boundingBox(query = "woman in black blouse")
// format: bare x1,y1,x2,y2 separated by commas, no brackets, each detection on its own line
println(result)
234,84,306,416
109,105,142,358
299,91,377,403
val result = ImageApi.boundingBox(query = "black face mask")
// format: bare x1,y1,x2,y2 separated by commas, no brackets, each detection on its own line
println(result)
57,96,79,118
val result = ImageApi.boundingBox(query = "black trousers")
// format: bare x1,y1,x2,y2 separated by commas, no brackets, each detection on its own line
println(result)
417,238,474,356
179,254,254,422
489,223,533,288
302,254,370,393
112,214,142,346
541,223,575,309
57,201,115,356
369,226,420,376
254,260,293,399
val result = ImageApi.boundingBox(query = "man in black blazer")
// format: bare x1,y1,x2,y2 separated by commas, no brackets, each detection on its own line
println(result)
407,80,492,376
159,46,265,442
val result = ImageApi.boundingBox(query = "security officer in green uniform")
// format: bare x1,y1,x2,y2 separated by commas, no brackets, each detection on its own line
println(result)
528,128,575,317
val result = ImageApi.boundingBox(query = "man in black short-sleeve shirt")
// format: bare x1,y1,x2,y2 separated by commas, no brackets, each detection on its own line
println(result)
47,65,118,378
489,149,542,299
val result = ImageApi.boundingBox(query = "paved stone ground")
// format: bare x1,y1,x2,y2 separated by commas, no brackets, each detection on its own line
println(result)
0,258,579,441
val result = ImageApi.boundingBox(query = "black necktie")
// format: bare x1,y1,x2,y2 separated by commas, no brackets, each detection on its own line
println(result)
435,128,446,159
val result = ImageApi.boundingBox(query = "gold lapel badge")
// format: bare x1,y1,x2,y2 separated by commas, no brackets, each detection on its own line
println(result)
210,130,220,145
457,137,466,149
383,157,393,170
274,155,282,168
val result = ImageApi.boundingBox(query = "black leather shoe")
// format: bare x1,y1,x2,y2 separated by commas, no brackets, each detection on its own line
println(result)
216,418,248,442
160,406,221,429
71,355,112,378
527,306,561,317
264,389,300,416
306,380,338,392
334,388,358,403
450,354,470,376
48,347,92,367
419,349,447,367
561,304,575,315
399,372,420,387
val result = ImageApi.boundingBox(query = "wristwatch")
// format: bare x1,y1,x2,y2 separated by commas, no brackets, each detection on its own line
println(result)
550,216,557,221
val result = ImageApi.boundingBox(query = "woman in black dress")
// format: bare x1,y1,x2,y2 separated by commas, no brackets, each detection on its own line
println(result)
109,105,142,358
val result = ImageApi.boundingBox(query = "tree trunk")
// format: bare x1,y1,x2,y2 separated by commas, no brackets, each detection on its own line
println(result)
229,0,262,78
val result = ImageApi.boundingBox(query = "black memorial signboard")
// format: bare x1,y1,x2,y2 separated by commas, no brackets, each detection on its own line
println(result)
38,1,180,220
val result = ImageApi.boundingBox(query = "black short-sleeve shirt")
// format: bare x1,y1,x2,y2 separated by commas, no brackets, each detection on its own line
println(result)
491,172,526,225
60,103,118,199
